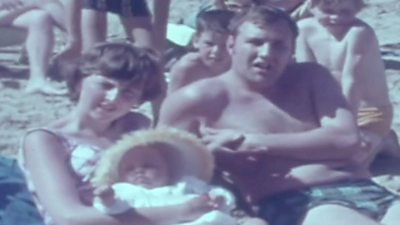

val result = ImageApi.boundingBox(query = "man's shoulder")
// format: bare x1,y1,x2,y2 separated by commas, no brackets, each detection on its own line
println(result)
170,53,206,76
167,76,227,105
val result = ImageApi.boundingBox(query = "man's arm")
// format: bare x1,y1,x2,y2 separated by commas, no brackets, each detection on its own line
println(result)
158,85,203,133
167,56,199,94
208,65,362,162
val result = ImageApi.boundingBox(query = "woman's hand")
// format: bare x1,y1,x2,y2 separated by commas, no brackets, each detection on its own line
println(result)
182,195,220,221
93,185,116,207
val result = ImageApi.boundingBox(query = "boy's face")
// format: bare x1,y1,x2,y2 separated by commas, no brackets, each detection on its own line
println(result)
311,0,361,26
118,147,170,189
193,30,230,69
224,0,253,13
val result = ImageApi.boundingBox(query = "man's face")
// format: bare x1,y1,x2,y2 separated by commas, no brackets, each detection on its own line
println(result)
228,21,294,88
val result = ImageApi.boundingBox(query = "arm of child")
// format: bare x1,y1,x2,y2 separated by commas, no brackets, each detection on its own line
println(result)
341,26,376,113
295,20,317,62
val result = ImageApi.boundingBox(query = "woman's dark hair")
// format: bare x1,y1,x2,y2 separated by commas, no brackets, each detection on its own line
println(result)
67,42,163,102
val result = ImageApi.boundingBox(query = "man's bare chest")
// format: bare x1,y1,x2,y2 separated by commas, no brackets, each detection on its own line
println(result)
210,93,317,133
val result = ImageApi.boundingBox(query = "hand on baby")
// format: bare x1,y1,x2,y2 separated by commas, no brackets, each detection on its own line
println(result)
184,194,225,221
93,185,116,207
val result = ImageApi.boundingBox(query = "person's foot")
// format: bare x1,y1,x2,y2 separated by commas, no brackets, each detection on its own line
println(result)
380,130,400,158
25,82,68,95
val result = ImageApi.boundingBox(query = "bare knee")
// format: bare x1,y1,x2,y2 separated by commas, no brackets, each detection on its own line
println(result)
301,204,379,225
27,10,53,30
381,202,400,225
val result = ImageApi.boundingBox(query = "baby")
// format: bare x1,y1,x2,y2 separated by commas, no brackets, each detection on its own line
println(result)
90,128,267,225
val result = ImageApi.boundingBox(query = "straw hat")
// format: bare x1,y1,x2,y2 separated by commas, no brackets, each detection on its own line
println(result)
92,128,214,187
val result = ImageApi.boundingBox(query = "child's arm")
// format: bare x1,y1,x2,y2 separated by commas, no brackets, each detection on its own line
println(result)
341,25,378,113
295,20,316,62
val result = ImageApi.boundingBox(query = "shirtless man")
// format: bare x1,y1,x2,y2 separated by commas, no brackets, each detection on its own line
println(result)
159,6,400,225
296,0,395,160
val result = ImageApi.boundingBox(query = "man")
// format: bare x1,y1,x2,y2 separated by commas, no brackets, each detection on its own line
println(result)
159,6,400,225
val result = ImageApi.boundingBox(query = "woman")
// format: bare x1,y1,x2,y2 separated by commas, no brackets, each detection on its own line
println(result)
19,42,164,225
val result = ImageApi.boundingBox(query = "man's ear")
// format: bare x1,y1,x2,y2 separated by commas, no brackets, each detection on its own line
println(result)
226,35,235,55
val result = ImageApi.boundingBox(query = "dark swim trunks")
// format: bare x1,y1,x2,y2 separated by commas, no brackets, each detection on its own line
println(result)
258,180,400,225
83,0,150,17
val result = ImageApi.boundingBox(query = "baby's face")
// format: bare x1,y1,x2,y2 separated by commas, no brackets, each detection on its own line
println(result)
312,0,361,26
118,147,170,189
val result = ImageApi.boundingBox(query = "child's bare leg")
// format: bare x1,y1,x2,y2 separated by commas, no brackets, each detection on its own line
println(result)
381,202,400,225
40,1,66,30
120,16,153,49
301,204,382,225
81,9,107,51
12,9,65,95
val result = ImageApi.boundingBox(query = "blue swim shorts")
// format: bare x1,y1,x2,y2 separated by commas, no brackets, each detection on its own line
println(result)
258,180,400,225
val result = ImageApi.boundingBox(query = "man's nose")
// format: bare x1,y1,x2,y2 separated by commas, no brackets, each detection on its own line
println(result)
105,87,119,102
259,44,272,58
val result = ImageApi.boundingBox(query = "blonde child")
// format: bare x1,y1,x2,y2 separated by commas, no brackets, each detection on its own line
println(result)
90,128,267,225
167,9,234,94
295,0,394,163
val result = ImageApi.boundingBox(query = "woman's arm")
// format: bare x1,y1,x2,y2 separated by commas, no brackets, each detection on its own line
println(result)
22,130,139,225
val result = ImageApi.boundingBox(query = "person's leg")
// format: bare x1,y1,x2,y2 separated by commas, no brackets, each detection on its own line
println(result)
11,9,65,95
301,204,382,225
119,16,153,49
81,9,107,51
380,202,400,225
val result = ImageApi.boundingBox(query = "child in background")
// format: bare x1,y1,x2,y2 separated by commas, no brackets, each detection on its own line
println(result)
90,128,267,225
167,10,234,94
295,0,395,163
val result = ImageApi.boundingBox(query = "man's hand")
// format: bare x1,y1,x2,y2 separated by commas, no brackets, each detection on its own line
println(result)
199,125,245,152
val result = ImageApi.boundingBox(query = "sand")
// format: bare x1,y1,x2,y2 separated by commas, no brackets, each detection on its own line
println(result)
0,0,399,193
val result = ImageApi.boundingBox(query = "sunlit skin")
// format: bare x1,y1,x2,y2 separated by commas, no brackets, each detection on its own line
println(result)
296,0,392,164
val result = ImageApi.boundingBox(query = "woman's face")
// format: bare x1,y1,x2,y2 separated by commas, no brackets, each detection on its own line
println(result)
77,74,144,122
